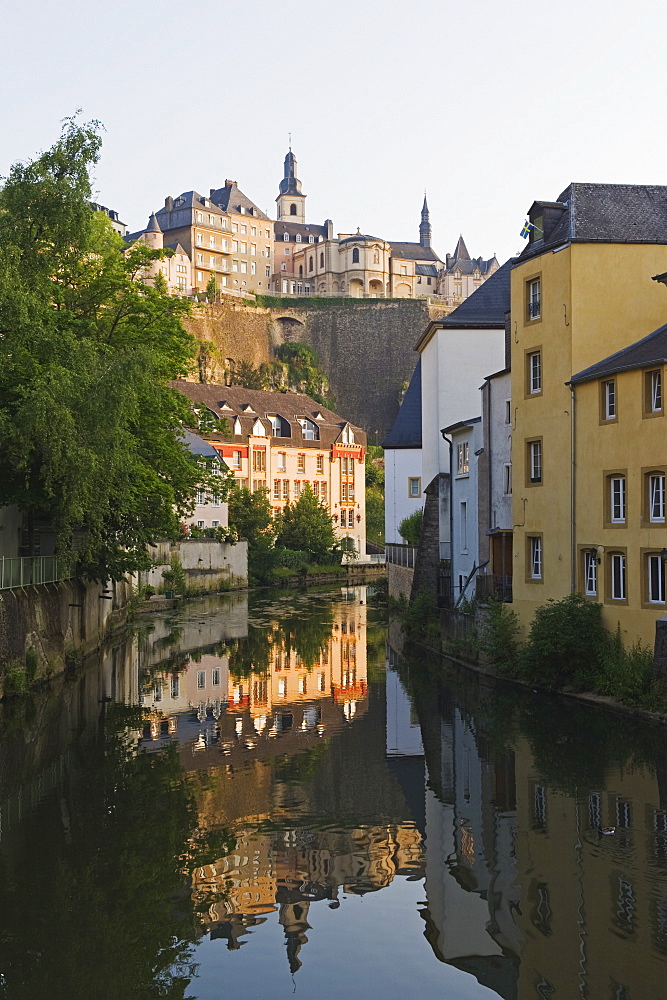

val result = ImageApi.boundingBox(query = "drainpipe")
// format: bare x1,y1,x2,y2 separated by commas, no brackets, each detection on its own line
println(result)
569,382,576,593
441,432,454,601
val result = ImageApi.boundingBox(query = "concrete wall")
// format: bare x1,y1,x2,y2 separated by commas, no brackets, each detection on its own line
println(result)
141,538,248,593
183,298,443,439
0,577,132,696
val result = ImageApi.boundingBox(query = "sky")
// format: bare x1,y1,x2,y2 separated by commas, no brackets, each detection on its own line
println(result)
1,0,665,265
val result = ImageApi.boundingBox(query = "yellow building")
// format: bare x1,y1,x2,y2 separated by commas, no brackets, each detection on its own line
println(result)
174,382,368,557
511,183,667,643
567,323,667,644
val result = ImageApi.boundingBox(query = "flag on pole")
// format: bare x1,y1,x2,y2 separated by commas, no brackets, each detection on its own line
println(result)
520,220,534,239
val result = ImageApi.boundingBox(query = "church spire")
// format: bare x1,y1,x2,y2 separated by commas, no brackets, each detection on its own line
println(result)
276,146,306,223
419,193,431,248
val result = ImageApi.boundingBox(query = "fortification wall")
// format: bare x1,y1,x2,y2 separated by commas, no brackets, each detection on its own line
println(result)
184,298,444,438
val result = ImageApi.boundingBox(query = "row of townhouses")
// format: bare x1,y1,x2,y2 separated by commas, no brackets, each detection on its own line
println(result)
103,149,498,304
385,182,667,649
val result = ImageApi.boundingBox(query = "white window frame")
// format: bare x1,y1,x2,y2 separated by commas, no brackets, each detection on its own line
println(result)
610,476,626,523
649,473,665,522
584,550,597,596
651,370,663,412
456,442,469,476
604,379,616,419
529,440,542,483
648,553,666,604
611,552,626,600
528,277,541,320
503,463,512,496
529,536,542,579
529,351,542,393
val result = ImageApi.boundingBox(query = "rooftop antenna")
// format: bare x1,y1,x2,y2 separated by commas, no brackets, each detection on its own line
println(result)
289,132,292,151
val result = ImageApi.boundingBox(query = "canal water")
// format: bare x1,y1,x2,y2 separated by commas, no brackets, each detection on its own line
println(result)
1,586,667,999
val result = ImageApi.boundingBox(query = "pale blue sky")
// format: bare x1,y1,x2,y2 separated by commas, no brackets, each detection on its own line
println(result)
2,0,664,264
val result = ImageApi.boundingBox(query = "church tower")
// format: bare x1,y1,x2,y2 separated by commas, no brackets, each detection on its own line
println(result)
276,147,306,224
419,194,432,248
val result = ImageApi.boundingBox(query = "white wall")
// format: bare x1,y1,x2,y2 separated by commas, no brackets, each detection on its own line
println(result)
384,447,423,544
420,326,505,490
450,422,482,603
488,371,512,532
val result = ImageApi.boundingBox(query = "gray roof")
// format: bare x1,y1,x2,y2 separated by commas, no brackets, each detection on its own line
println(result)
517,183,667,265
181,429,222,459
340,233,385,244
416,263,438,277
569,322,667,385
442,415,481,435
147,212,161,233
275,220,327,240
435,258,513,330
390,241,441,262
210,181,270,222
383,359,422,449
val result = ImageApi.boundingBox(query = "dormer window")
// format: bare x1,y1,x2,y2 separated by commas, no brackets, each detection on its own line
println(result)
295,234,302,243
308,235,315,243
341,424,356,445
252,418,267,436
283,233,290,242
233,417,242,435
298,417,319,440
242,404,255,413
267,414,290,437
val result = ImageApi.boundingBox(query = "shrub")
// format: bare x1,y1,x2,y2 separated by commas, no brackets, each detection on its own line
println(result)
521,592,606,689
478,599,522,673
162,555,186,594
399,509,423,547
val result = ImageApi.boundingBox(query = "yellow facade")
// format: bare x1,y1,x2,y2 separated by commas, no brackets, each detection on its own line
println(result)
511,242,667,643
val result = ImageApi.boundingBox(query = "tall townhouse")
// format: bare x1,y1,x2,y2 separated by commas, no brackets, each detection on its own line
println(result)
173,383,367,557
511,184,667,642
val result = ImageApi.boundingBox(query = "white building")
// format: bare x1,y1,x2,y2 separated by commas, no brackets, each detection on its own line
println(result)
478,368,513,600
182,430,229,532
442,417,482,605
383,359,423,544
415,261,511,569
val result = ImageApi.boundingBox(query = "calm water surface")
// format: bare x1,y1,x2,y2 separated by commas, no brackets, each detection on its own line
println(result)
2,586,667,999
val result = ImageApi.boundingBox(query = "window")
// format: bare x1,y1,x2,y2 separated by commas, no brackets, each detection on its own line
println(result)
505,399,512,424
503,463,512,495
278,677,287,697
251,262,256,275
352,247,360,263
460,502,468,552
316,454,324,475
212,668,220,686
610,475,626,523
528,536,542,580
298,675,306,693
196,490,206,505
648,553,666,604
295,234,301,243
298,417,318,440
252,479,266,492
196,253,204,265
241,225,247,234
273,480,281,500
252,450,266,472
527,351,542,394
232,223,238,233
297,453,306,474
290,203,297,215
197,670,205,689
320,252,324,268
276,451,287,471
284,247,290,256
456,442,469,475
649,473,666,522
251,243,256,255
283,233,289,242
527,276,541,321
528,439,542,483
602,379,616,420
232,240,238,252
320,481,327,503
294,480,301,497
240,261,247,274
309,235,315,243
534,784,547,827
610,552,627,600
282,480,289,501
170,676,180,699
408,477,421,498
240,242,247,254
645,369,664,415
584,549,598,596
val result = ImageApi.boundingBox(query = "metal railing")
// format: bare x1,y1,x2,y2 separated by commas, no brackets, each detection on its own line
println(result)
0,556,71,590
476,573,513,603
385,544,417,568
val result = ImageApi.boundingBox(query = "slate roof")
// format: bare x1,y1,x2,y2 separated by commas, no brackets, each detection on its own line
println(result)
172,382,366,450
181,429,222,460
569,323,667,385
383,359,422,450
416,263,438,277
390,241,441,262
452,234,470,261
429,258,513,332
147,212,161,233
340,233,385,244
210,181,270,222
274,220,328,241
517,183,667,265
442,415,481,434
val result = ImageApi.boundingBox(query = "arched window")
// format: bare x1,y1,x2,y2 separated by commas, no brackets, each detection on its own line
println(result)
290,203,297,215
309,257,314,272
299,265,303,277
320,252,324,268
352,248,360,263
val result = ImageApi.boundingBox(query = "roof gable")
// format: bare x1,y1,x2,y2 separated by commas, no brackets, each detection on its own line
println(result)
383,359,422,449
570,322,667,384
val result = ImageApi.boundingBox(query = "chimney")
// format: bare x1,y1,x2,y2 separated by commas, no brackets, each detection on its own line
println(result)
225,179,236,187
165,195,174,212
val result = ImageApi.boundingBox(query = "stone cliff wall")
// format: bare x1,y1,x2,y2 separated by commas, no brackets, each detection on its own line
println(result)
184,298,444,438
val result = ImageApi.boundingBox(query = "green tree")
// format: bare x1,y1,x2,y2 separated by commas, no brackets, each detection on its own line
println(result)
273,342,333,406
275,483,336,563
227,485,273,546
0,118,205,578
399,509,423,546
205,274,218,301
234,360,267,389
